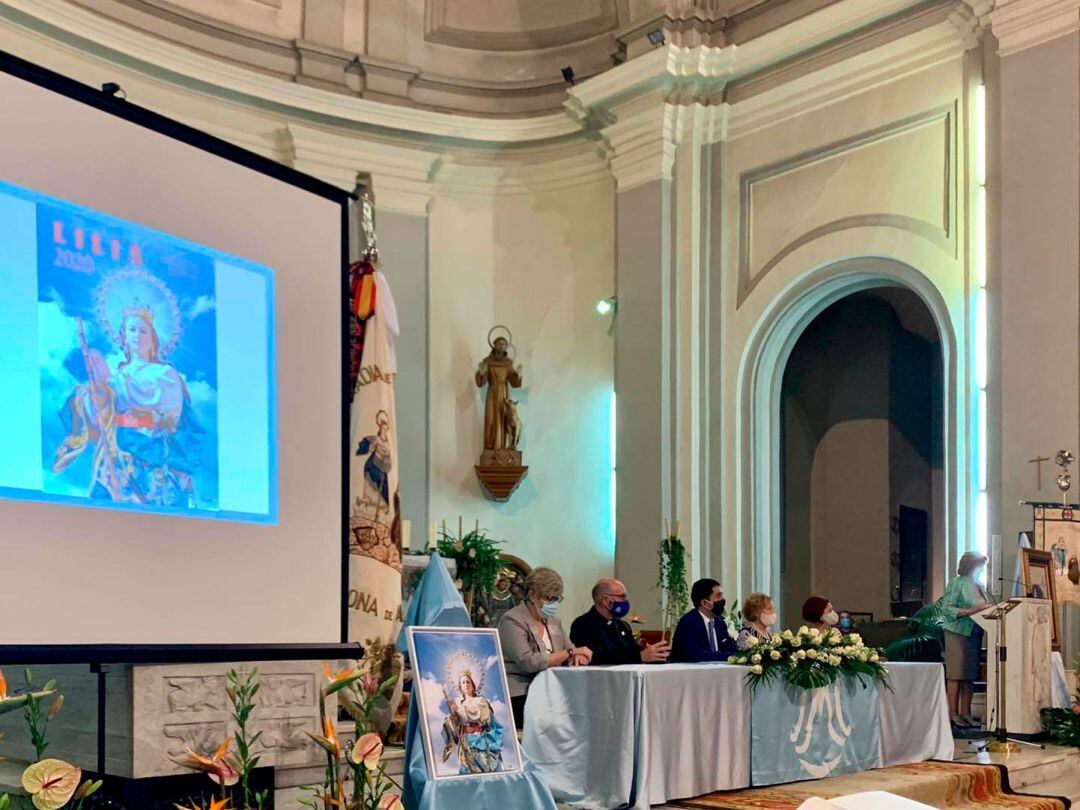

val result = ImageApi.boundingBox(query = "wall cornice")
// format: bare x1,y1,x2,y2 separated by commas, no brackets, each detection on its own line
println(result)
569,0,979,191
0,0,580,146
990,0,1080,55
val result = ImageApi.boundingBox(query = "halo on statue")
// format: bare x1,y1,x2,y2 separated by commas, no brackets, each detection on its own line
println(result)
487,325,516,361
444,652,485,695
94,267,183,358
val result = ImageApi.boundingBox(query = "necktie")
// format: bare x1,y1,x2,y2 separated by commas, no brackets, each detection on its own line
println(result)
708,619,718,653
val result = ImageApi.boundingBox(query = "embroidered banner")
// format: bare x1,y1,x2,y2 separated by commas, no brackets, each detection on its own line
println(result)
348,269,404,691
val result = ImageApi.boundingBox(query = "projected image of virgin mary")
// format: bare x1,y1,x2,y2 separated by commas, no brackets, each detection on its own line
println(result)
52,270,207,508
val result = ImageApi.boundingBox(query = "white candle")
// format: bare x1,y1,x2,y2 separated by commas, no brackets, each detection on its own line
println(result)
429,521,436,550
401,519,411,551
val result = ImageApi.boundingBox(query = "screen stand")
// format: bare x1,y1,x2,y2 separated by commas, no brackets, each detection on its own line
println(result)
90,662,108,776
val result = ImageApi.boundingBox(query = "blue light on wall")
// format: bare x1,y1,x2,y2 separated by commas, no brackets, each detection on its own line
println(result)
973,83,989,556
610,391,617,546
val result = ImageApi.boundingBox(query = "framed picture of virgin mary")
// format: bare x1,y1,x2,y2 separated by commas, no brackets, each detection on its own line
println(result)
407,626,523,780
1022,548,1061,650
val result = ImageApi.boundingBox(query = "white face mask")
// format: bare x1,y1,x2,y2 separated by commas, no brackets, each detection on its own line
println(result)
760,611,778,628
822,610,839,626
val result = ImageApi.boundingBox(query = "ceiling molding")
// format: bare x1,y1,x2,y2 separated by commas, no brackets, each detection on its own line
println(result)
423,0,618,52
572,0,974,190
283,123,441,215
990,0,1080,56
0,0,582,145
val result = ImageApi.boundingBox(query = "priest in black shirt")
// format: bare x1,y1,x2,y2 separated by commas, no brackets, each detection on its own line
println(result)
569,579,670,665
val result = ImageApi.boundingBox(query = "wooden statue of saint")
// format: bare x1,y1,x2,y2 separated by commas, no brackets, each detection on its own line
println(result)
475,328,523,467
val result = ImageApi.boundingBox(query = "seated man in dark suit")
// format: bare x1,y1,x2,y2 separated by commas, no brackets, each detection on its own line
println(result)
670,578,737,663
570,578,670,665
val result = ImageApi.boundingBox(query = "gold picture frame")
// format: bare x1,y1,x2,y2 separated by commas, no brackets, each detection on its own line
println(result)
1021,548,1061,650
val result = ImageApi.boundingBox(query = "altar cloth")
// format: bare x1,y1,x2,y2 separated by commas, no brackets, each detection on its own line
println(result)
523,662,951,809
522,663,748,809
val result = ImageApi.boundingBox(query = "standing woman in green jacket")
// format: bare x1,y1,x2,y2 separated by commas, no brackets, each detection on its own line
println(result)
939,551,992,729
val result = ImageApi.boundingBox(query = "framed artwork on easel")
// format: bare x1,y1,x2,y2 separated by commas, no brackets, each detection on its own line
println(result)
1021,547,1061,650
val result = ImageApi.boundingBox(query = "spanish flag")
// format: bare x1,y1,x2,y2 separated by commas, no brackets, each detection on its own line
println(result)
352,260,378,320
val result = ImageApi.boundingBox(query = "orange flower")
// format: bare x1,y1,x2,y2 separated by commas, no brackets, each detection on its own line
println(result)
321,663,364,696
0,668,56,716
306,712,342,759
171,739,240,786
349,733,383,770
173,798,231,810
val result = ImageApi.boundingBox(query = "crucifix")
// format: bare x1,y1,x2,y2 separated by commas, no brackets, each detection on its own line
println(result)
1029,455,1051,490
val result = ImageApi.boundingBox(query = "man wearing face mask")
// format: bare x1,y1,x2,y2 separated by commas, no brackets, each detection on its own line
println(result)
670,579,738,663
570,579,670,665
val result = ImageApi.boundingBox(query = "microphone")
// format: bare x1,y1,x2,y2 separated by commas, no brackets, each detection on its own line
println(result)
997,577,1032,598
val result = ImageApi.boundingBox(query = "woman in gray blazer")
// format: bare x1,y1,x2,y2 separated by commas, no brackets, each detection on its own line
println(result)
497,566,592,728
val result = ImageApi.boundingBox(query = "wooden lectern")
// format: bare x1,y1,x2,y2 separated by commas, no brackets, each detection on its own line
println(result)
972,598,1054,748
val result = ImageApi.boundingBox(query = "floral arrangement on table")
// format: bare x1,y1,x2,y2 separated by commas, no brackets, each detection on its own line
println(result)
728,626,890,693
297,662,402,810
656,520,690,640
435,523,504,627
1040,656,1080,747
0,668,103,810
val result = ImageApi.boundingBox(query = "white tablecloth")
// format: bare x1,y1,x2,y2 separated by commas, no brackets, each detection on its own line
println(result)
522,664,748,809
878,663,953,766
522,662,951,810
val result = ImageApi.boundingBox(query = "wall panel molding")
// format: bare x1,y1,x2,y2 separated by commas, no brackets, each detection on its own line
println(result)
737,104,956,308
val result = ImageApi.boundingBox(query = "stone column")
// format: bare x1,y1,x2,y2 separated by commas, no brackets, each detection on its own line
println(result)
605,98,676,623
602,96,723,621
992,0,1080,661
375,207,430,549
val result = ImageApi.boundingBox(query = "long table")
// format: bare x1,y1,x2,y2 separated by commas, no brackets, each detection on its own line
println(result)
521,662,952,810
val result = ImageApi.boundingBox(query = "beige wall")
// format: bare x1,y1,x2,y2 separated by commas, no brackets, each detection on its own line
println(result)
427,181,616,623
812,421,893,621
715,54,973,605
997,31,1080,661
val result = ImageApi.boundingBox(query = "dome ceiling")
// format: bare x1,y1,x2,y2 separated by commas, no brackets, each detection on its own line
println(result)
68,0,827,116
425,0,619,51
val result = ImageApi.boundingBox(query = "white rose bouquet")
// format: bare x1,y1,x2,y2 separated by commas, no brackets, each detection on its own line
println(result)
729,626,889,693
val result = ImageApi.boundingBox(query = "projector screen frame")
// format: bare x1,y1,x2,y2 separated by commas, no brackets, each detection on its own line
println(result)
0,48,355,645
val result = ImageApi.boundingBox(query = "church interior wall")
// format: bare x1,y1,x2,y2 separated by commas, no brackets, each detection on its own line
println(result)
997,30,1080,662
426,181,617,624
0,0,1075,665
715,52,972,605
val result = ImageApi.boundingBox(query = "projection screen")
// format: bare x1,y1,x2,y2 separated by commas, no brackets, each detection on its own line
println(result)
0,54,348,644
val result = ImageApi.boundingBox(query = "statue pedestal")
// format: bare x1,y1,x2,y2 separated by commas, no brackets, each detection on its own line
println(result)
476,463,528,501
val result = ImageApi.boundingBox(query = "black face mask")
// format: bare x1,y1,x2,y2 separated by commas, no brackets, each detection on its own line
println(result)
711,598,726,614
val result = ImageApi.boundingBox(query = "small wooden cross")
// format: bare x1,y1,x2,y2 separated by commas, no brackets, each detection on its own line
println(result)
1029,455,1052,490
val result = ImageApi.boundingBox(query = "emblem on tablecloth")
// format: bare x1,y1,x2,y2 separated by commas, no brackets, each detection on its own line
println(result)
790,683,853,778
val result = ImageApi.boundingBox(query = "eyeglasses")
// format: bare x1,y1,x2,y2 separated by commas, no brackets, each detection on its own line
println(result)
543,595,565,604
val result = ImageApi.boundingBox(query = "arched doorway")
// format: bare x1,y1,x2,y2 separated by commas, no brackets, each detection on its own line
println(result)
737,257,962,617
779,289,943,626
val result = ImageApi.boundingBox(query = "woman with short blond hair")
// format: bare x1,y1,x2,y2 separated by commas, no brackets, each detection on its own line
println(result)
938,551,991,729
497,566,592,728
737,592,778,649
